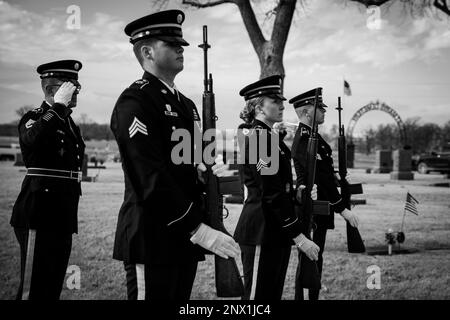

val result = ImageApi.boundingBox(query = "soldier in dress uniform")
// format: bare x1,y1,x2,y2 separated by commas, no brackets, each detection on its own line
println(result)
289,88,360,300
110,10,240,300
10,60,85,300
234,75,319,300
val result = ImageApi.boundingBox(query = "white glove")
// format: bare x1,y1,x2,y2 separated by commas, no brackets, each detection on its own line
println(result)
338,172,354,184
273,122,287,134
340,208,359,228
190,223,240,259
293,233,319,261
296,184,317,203
53,82,76,107
197,154,229,182
311,184,317,200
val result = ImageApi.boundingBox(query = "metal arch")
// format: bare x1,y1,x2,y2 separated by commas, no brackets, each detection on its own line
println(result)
347,101,407,146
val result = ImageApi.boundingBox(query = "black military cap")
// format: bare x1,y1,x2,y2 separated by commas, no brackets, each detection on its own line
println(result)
125,10,189,46
288,87,328,109
37,60,82,80
239,75,286,101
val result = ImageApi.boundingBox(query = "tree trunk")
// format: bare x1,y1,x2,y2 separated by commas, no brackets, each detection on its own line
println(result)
259,42,285,80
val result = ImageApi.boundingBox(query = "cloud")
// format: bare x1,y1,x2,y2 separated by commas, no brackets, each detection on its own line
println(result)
0,1,129,66
284,0,450,69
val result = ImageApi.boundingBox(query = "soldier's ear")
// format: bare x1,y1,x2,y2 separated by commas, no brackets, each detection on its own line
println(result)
44,85,54,96
141,45,153,61
255,104,262,115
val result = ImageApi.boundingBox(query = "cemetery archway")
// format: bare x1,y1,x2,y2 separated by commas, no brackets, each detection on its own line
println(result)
347,101,408,147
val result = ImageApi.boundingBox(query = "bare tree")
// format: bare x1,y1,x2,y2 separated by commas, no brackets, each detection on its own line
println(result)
350,0,450,17
77,113,93,125
15,105,34,118
153,0,446,80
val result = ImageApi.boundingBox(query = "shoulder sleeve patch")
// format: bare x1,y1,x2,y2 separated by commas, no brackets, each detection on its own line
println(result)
25,119,36,129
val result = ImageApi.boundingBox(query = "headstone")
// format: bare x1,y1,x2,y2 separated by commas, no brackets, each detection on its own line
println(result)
14,153,24,166
82,154,88,178
372,150,392,173
390,149,414,180
347,143,355,168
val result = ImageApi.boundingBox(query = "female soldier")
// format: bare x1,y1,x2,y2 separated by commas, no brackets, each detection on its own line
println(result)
234,75,319,300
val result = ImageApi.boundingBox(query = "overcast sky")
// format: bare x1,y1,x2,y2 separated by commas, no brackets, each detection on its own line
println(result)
0,0,449,136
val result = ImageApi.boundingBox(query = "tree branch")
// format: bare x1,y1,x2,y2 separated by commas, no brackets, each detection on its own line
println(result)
182,0,236,8
271,0,297,56
434,0,450,15
235,0,266,57
349,0,391,7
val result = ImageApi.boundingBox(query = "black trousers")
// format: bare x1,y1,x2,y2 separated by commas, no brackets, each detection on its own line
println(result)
295,227,327,300
124,261,198,300
256,243,291,300
240,243,291,300
240,244,256,300
14,227,72,300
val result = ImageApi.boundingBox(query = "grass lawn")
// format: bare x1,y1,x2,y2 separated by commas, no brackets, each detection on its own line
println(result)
0,161,449,300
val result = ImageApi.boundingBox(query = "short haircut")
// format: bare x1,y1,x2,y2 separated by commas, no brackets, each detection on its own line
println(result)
133,38,158,66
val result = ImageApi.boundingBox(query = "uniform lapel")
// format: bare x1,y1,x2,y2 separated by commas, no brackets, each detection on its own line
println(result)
143,72,193,121
40,101,77,141
68,117,85,146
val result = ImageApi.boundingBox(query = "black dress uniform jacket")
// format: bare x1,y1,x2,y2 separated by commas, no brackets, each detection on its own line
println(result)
111,71,205,265
235,120,303,246
291,122,346,230
234,123,264,246
11,102,85,234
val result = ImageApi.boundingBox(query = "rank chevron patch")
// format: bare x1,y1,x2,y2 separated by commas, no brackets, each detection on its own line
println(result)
256,158,269,172
129,117,148,138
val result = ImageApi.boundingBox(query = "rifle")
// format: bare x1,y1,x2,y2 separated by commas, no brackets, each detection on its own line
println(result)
199,25,244,298
336,97,366,253
296,88,323,290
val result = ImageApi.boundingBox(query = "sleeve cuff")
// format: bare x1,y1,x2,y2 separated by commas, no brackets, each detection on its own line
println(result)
50,103,72,119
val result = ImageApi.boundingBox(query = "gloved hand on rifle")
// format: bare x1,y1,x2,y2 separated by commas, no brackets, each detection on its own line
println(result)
197,154,228,183
293,233,319,261
338,172,354,184
190,223,240,259
296,184,318,203
340,208,359,228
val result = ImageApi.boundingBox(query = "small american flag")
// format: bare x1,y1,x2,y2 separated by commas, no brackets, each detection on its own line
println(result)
404,192,419,215
344,80,352,96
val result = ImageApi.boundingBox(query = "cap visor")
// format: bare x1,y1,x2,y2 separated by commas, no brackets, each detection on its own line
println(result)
272,93,286,101
156,36,189,46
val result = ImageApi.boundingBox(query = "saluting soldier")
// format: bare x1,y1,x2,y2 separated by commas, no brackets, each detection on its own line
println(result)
289,88,360,300
110,10,240,300
10,60,85,300
234,76,319,300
